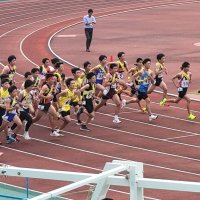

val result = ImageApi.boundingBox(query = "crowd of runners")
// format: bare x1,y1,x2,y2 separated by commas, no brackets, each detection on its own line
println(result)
0,52,196,146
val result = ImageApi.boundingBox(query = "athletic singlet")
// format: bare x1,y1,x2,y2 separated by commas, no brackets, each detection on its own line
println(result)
7,97,17,114
83,82,95,99
105,73,117,92
73,77,83,102
155,62,164,78
40,84,53,104
138,70,150,93
7,65,16,81
59,88,74,112
117,60,127,73
96,64,107,83
179,71,190,88
0,87,9,103
33,77,39,87
19,90,33,111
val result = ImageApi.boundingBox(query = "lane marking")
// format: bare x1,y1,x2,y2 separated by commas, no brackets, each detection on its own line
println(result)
56,34,77,38
194,42,200,46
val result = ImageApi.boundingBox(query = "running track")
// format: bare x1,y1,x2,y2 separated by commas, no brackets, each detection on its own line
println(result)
0,0,200,199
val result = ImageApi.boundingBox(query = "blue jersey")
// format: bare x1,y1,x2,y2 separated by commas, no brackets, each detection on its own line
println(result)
138,70,150,93
96,65,107,84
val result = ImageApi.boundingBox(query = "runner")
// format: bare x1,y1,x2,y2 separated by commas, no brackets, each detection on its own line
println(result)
10,80,34,140
32,73,61,136
117,51,129,79
148,53,168,106
122,58,158,121
165,62,196,120
2,85,22,143
79,72,97,131
56,78,77,132
95,63,126,123
1,55,17,85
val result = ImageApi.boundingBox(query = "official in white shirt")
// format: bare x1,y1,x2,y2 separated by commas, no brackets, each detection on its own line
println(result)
83,9,96,52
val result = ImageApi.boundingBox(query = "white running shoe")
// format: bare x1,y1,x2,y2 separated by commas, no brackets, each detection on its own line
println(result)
23,131,31,140
50,131,62,137
149,114,158,121
121,99,127,108
113,117,122,124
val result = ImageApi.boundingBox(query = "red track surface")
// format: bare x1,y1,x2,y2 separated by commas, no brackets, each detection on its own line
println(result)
0,0,200,200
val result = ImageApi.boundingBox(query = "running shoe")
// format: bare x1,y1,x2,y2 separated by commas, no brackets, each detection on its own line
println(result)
23,131,31,140
50,131,63,137
76,120,82,125
80,124,90,131
149,114,158,121
159,98,167,106
188,113,196,120
141,107,147,112
12,133,20,142
113,117,122,123
6,135,16,144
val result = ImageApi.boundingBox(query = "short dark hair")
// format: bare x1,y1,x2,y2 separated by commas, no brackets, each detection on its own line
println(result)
0,74,9,80
31,68,40,74
99,55,107,62
42,58,49,64
8,85,17,94
45,73,55,80
83,61,91,68
8,55,16,63
24,80,33,89
54,62,63,69
109,63,118,69
136,58,143,63
157,53,165,61
24,72,32,78
65,78,74,87
86,72,95,80
143,58,151,65
51,57,60,65
71,67,81,74
88,9,93,13
1,78,9,85
181,61,190,70
117,52,125,58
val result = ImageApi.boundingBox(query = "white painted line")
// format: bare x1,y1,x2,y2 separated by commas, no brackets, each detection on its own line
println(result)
56,34,77,38
166,134,199,140
194,42,200,46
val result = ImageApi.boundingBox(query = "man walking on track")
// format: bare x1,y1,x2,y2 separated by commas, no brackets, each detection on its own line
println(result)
83,9,96,52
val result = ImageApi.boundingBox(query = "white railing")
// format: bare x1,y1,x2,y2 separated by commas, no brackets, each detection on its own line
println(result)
0,160,200,200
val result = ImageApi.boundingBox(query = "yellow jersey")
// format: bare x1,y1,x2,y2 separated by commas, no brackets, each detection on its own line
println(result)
59,88,75,112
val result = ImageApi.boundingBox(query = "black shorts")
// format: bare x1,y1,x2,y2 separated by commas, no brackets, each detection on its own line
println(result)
70,101,79,107
60,111,70,117
130,85,137,95
83,99,94,113
102,89,117,100
38,103,51,112
178,88,187,98
0,117,2,126
154,77,162,86
137,92,148,100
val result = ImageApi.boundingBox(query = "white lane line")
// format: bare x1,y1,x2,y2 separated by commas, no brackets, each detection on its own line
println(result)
96,111,200,137
3,131,200,177
35,122,200,163
194,42,200,46
56,35,77,38
166,134,199,140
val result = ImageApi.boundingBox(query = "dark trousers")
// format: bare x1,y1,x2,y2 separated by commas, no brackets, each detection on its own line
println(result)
11,111,32,132
85,28,93,50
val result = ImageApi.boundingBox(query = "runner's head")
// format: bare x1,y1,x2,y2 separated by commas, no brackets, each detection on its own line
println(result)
24,71,32,80
117,52,125,61
83,61,92,72
87,72,96,83
1,78,10,89
65,78,75,90
71,67,82,79
51,57,60,66
135,58,143,67
31,68,40,78
46,73,56,85
8,55,16,65
157,53,165,63
99,55,107,65
181,61,190,72
42,58,50,67
143,58,151,69
88,9,93,17
109,62,118,73
54,62,64,72
8,85,18,97
24,79,33,92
